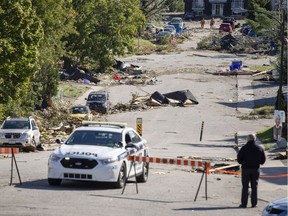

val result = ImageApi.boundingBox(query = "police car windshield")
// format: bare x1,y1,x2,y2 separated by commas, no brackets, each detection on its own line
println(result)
65,131,122,147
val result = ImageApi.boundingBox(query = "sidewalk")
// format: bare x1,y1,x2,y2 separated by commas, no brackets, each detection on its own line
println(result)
235,73,287,201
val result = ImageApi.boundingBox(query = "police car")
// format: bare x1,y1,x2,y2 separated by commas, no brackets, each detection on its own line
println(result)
48,121,149,188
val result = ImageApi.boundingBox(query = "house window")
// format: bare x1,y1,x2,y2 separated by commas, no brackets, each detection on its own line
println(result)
212,4,224,16
231,0,244,9
192,0,204,8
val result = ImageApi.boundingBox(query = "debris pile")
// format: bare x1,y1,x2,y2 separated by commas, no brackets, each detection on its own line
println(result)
198,33,273,54
60,67,100,84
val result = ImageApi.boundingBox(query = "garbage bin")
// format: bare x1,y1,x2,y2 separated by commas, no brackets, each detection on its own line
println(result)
231,60,242,69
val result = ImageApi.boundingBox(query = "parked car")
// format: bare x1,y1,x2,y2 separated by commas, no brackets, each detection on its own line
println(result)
183,11,195,20
0,116,41,148
168,17,184,33
163,25,177,36
219,23,233,33
70,105,92,121
85,90,110,114
240,23,250,35
155,31,172,43
222,17,236,29
145,23,163,34
262,197,288,216
48,121,149,188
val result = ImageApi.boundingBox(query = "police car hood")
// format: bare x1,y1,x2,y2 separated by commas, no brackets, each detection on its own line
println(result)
57,144,126,159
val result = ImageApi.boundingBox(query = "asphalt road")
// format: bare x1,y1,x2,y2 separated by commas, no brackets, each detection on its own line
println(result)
1,69,286,216
0,25,287,216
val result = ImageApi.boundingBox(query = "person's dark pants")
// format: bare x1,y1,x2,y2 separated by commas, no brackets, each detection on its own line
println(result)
241,168,260,207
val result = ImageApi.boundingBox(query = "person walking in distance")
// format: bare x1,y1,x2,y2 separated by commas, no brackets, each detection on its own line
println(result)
200,18,205,28
210,17,215,29
237,134,266,208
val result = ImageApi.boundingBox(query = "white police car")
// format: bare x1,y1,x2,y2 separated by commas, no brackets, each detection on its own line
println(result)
48,122,149,188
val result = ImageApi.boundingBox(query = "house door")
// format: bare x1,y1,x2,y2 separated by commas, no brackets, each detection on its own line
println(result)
212,4,223,16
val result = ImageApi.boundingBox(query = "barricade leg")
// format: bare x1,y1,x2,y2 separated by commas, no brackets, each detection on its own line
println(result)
205,162,208,200
10,150,22,185
194,162,208,201
121,157,138,194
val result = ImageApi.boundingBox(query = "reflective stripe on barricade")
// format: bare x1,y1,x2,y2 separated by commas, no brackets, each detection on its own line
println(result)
0,148,19,154
128,155,210,174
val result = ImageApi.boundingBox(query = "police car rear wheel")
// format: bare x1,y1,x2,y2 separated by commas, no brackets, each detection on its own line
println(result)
48,178,62,186
136,162,149,183
114,163,126,188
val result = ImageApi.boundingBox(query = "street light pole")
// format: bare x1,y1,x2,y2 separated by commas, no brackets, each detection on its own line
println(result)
277,8,286,110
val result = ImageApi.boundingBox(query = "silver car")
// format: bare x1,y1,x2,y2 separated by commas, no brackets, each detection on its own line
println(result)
0,117,41,148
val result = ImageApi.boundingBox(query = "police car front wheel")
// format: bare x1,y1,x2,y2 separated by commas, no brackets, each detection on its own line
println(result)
114,163,126,188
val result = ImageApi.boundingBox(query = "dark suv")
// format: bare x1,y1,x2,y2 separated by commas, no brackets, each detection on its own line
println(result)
85,90,110,114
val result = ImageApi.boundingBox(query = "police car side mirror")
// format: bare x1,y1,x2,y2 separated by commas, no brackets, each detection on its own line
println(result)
125,142,136,149
117,141,123,148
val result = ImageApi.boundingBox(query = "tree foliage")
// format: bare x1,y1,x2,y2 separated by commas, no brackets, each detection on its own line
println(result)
65,0,146,72
0,0,43,104
140,0,183,20
31,0,76,102
0,0,185,117
246,4,277,38
246,3,287,84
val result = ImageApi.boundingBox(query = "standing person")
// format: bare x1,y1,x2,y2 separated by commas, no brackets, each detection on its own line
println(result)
200,18,205,28
210,17,215,29
237,134,266,208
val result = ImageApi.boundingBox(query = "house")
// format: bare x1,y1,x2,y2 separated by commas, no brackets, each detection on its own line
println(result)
184,0,248,18
184,0,286,18
270,0,287,10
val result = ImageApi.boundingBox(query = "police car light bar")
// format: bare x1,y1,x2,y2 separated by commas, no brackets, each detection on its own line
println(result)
81,121,127,128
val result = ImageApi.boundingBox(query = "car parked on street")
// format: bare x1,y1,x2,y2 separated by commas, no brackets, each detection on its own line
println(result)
168,17,184,33
155,31,172,43
222,17,237,29
219,23,233,33
262,197,288,216
48,121,149,188
163,25,177,36
70,105,93,121
0,116,41,148
85,90,110,114
145,23,163,34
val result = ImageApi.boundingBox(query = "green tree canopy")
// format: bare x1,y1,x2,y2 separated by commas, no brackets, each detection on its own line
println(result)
0,0,43,104
31,0,76,102
66,0,146,72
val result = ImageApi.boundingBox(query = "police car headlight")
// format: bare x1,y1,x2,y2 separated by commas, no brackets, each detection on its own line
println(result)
100,157,118,164
49,153,61,162
0,132,5,138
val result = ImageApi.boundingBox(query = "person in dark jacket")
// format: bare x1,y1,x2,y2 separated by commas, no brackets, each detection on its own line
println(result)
237,134,266,208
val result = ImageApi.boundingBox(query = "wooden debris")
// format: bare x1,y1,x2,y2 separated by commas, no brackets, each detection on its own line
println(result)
252,70,269,77
209,163,240,173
